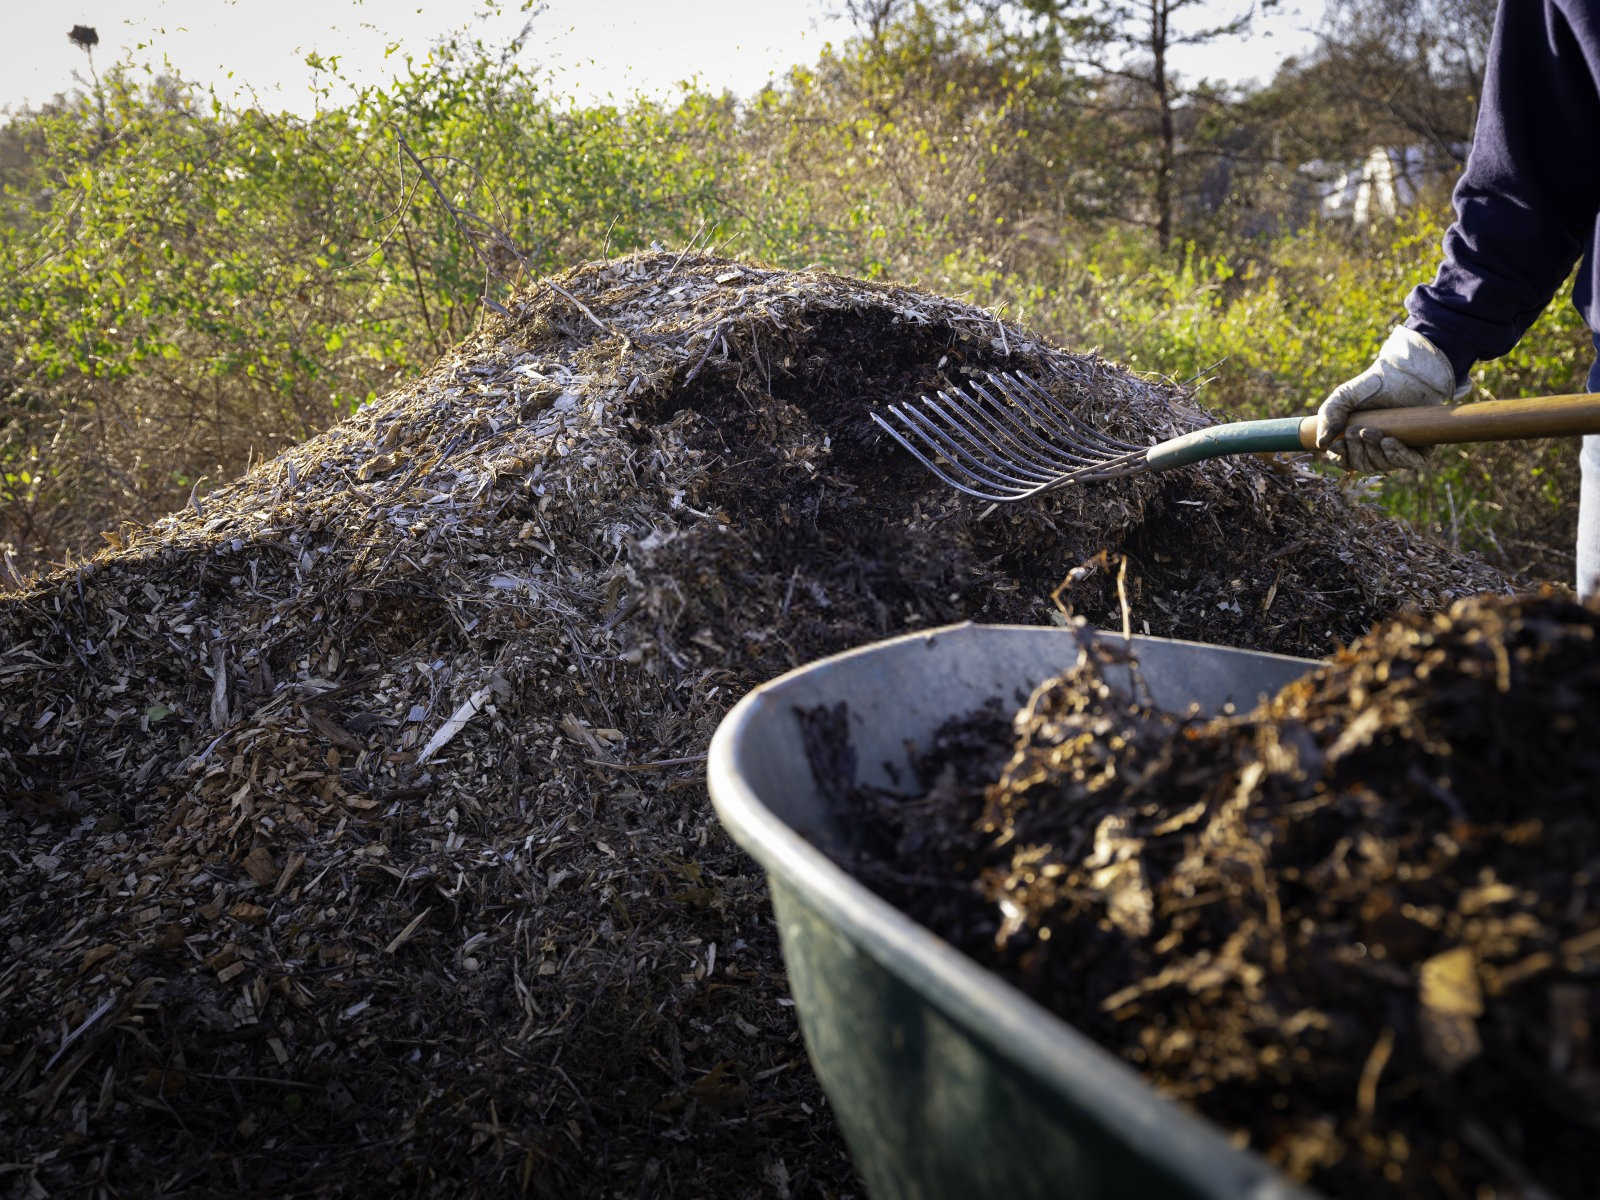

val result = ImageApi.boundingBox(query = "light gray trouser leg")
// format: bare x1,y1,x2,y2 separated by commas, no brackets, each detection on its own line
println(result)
1580,433,1600,603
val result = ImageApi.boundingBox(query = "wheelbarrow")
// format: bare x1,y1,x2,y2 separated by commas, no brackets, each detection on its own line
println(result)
707,622,1320,1200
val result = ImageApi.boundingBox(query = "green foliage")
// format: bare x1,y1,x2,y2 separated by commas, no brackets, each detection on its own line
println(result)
1,10,1590,586
0,42,733,561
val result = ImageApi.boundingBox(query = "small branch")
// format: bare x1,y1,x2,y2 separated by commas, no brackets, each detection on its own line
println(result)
417,686,492,765
546,280,622,343
395,134,527,320
583,753,707,773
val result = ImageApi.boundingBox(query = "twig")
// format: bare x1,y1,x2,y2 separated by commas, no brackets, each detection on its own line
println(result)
780,567,800,619
179,1071,319,1091
395,135,521,272
684,323,725,383
42,995,118,1075
583,754,707,773
1262,537,1309,563
1,547,25,591
669,218,708,275
384,906,433,955
1115,552,1132,640
1355,1026,1394,1120
480,294,514,320
1180,356,1229,389
417,686,492,765
546,280,621,342
186,475,208,519
395,134,525,320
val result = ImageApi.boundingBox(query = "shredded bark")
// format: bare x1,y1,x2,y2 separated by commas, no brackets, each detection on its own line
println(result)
2,251,1513,1197
834,589,1598,1199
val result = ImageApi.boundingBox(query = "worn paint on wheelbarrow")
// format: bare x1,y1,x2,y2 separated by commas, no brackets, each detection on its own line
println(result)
707,622,1323,1200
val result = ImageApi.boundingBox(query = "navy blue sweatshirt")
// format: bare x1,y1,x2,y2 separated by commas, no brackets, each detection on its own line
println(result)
1405,0,1600,384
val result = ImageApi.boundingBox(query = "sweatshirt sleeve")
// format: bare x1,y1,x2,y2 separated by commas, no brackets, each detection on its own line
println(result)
1405,0,1600,381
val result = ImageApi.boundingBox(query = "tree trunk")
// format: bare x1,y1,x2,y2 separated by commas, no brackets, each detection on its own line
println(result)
1151,0,1175,250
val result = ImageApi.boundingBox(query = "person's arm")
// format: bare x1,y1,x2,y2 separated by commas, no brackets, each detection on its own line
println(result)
1318,1,1600,473
1406,0,1600,381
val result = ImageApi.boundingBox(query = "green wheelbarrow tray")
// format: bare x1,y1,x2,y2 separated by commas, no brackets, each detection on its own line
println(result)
707,622,1323,1200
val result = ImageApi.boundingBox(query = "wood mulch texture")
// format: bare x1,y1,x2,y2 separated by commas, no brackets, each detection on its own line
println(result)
2,251,1512,1197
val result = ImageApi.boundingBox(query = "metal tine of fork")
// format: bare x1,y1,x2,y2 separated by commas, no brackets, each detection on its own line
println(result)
871,409,1033,501
888,391,1138,498
972,371,1158,488
942,371,1150,485
943,381,1114,471
877,403,1151,499
888,382,1083,496
990,372,1149,456
873,369,1166,501
885,400,1058,496
1050,447,1153,486
991,443,1152,494
998,369,1152,454
956,379,1131,473
922,389,1085,480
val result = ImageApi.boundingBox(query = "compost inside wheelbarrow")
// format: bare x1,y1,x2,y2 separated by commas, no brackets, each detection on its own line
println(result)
813,589,1600,1199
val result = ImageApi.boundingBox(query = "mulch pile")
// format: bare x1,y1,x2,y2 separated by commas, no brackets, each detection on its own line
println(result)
1,251,1513,1197
835,589,1598,1198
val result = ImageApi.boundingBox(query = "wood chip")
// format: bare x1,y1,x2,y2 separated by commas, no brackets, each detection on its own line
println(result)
0,248,1522,1197
241,847,277,888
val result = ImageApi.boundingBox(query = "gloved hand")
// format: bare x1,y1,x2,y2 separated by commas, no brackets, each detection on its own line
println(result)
1316,326,1470,473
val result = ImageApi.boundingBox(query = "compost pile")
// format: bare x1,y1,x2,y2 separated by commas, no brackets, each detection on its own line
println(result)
837,589,1599,1198
0,250,1511,1198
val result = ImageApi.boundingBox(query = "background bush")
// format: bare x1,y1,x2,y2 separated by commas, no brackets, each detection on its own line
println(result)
2,2,1588,586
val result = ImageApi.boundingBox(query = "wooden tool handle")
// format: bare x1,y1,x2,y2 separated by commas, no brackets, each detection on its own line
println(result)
1294,393,1600,449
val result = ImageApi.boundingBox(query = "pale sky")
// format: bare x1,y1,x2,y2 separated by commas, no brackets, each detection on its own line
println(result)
1,1,1321,116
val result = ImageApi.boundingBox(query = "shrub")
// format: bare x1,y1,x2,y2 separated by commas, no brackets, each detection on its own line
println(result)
2,28,1587,586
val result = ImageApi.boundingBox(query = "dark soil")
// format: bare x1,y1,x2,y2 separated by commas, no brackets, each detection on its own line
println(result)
821,590,1600,1199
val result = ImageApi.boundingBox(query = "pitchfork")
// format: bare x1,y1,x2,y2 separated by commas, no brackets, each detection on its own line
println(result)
871,371,1600,502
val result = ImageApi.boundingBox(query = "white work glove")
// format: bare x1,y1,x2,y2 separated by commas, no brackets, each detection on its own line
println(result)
1316,326,1469,474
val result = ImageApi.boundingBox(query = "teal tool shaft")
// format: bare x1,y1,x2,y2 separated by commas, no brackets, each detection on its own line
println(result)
1143,417,1307,471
